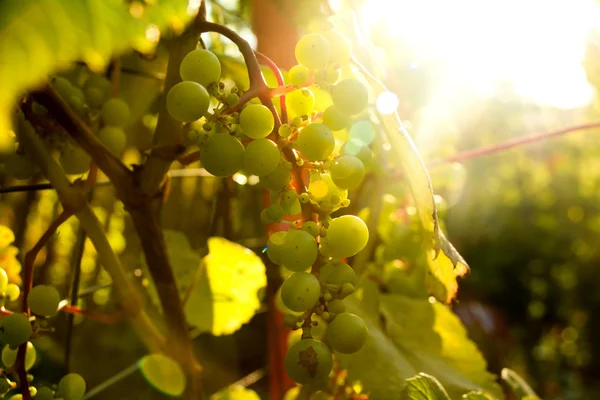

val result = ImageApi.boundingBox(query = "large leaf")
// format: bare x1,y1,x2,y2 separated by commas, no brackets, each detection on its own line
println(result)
0,0,196,138
399,373,451,400
340,291,502,400
331,11,468,302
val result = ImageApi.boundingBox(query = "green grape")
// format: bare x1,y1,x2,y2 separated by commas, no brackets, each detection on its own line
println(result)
280,230,318,272
339,283,355,298
324,68,340,85
243,138,280,176
0,268,8,293
330,156,365,190
267,231,287,265
292,116,303,127
3,153,37,180
322,105,351,131
0,377,10,394
57,373,86,400
5,284,19,302
284,387,300,400
166,81,210,122
180,48,222,87
261,162,292,191
0,313,32,347
285,338,332,384
325,312,367,354
296,123,334,161
283,198,302,215
322,29,352,64
281,189,298,207
35,387,54,400
226,93,239,106
51,76,73,99
83,75,111,108
283,314,299,329
327,299,345,314
28,285,60,317
0,130,16,160
295,34,331,70
101,98,130,127
278,124,293,138
266,204,285,222
310,391,329,400
280,272,321,312
320,262,356,285
289,65,309,86
307,172,348,212
326,215,368,259
301,221,320,238
59,145,91,175
200,133,244,177
332,79,368,116
299,193,310,203
2,341,35,370
239,104,274,139
286,89,315,118
97,126,127,156
340,139,374,169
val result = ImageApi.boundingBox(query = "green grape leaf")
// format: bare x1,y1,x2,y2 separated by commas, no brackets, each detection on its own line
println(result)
339,292,502,400
0,0,196,137
210,385,261,400
461,391,497,400
399,373,451,400
139,353,186,396
331,11,468,303
500,369,539,399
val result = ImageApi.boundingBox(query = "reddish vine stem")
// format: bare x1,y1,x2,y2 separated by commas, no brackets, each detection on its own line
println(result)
254,50,288,124
17,210,72,400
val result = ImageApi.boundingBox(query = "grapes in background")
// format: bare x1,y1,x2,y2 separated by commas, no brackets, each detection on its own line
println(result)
332,79,369,116
56,373,86,400
83,75,111,108
322,29,352,64
239,104,274,139
330,155,365,190
3,152,38,180
59,144,91,175
97,126,127,156
35,387,54,400
322,105,351,131
295,34,331,70
0,313,32,347
289,65,309,86
101,98,130,127
2,341,36,370
180,49,222,87
5,284,19,302
28,284,60,317
325,312,367,354
166,81,210,122
200,133,244,177
296,123,334,161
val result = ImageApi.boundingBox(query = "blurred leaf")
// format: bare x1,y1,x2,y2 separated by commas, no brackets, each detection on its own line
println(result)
462,391,497,400
139,353,186,396
0,0,196,138
399,373,451,400
500,369,539,399
210,385,261,400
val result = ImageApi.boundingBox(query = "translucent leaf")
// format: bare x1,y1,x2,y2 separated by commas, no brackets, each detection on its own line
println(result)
210,385,261,400
0,0,196,139
139,354,186,396
399,373,451,400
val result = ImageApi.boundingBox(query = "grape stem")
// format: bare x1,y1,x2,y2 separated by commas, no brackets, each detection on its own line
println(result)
254,50,288,124
17,210,72,400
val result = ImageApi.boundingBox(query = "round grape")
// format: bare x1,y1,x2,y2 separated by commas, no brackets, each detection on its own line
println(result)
180,49,222,87
286,89,315,118
326,215,369,259
2,341,35,370
83,76,111,108
289,65,309,86
5,284,19,302
301,221,320,238
267,231,287,265
200,133,244,177
295,34,331,70
322,105,351,131
278,124,293,138
35,387,54,400
322,30,352,64
166,81,210,122
101,98,130,127
280,230,318,272
327,299,346,314
281,189,299,207
0,268,8,293
226,93,239,106
28,285,60,317
265,204,285,222
97,126,127,156
332,79,368,116
296,123,334,161
243,139,280,176
281,272,321,312
261,162,292,191
57,373,86,400
239,104,274,139
340,139,374,168
325,313,367,354
60,145,91,175
320,262,356,286
285,338,332,384
330,155,365,190
0,313,32,347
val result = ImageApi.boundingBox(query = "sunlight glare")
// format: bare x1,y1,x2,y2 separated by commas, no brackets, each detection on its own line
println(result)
376,91,400,114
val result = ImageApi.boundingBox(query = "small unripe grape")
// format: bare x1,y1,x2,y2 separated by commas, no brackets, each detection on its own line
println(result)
57,373,86,400
281,189,299,207
283,314,299,329
101,98,130,127
332,79,368,116
180,49,222,87
97,126,127,156
60,145,91,175
239,104,274,139
28,285,60,317
286,89,315,118
166,81,210,122
0,377,10,394
0,313,32,347
226,93,239,106
285,338,332,384
327,299,346,314
299,193,310,203
35,387,54,400
2,341,36,370
295,34,331,70
280,272,321,312
0,268,8,293
296,123,335,161
330,156,365,190
278,124,293,138
265,204,285,222
339,283,355,298
322,105,351,131
289,65,309,86
301,221,320,238
325,313,367,354
5,284,19,302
